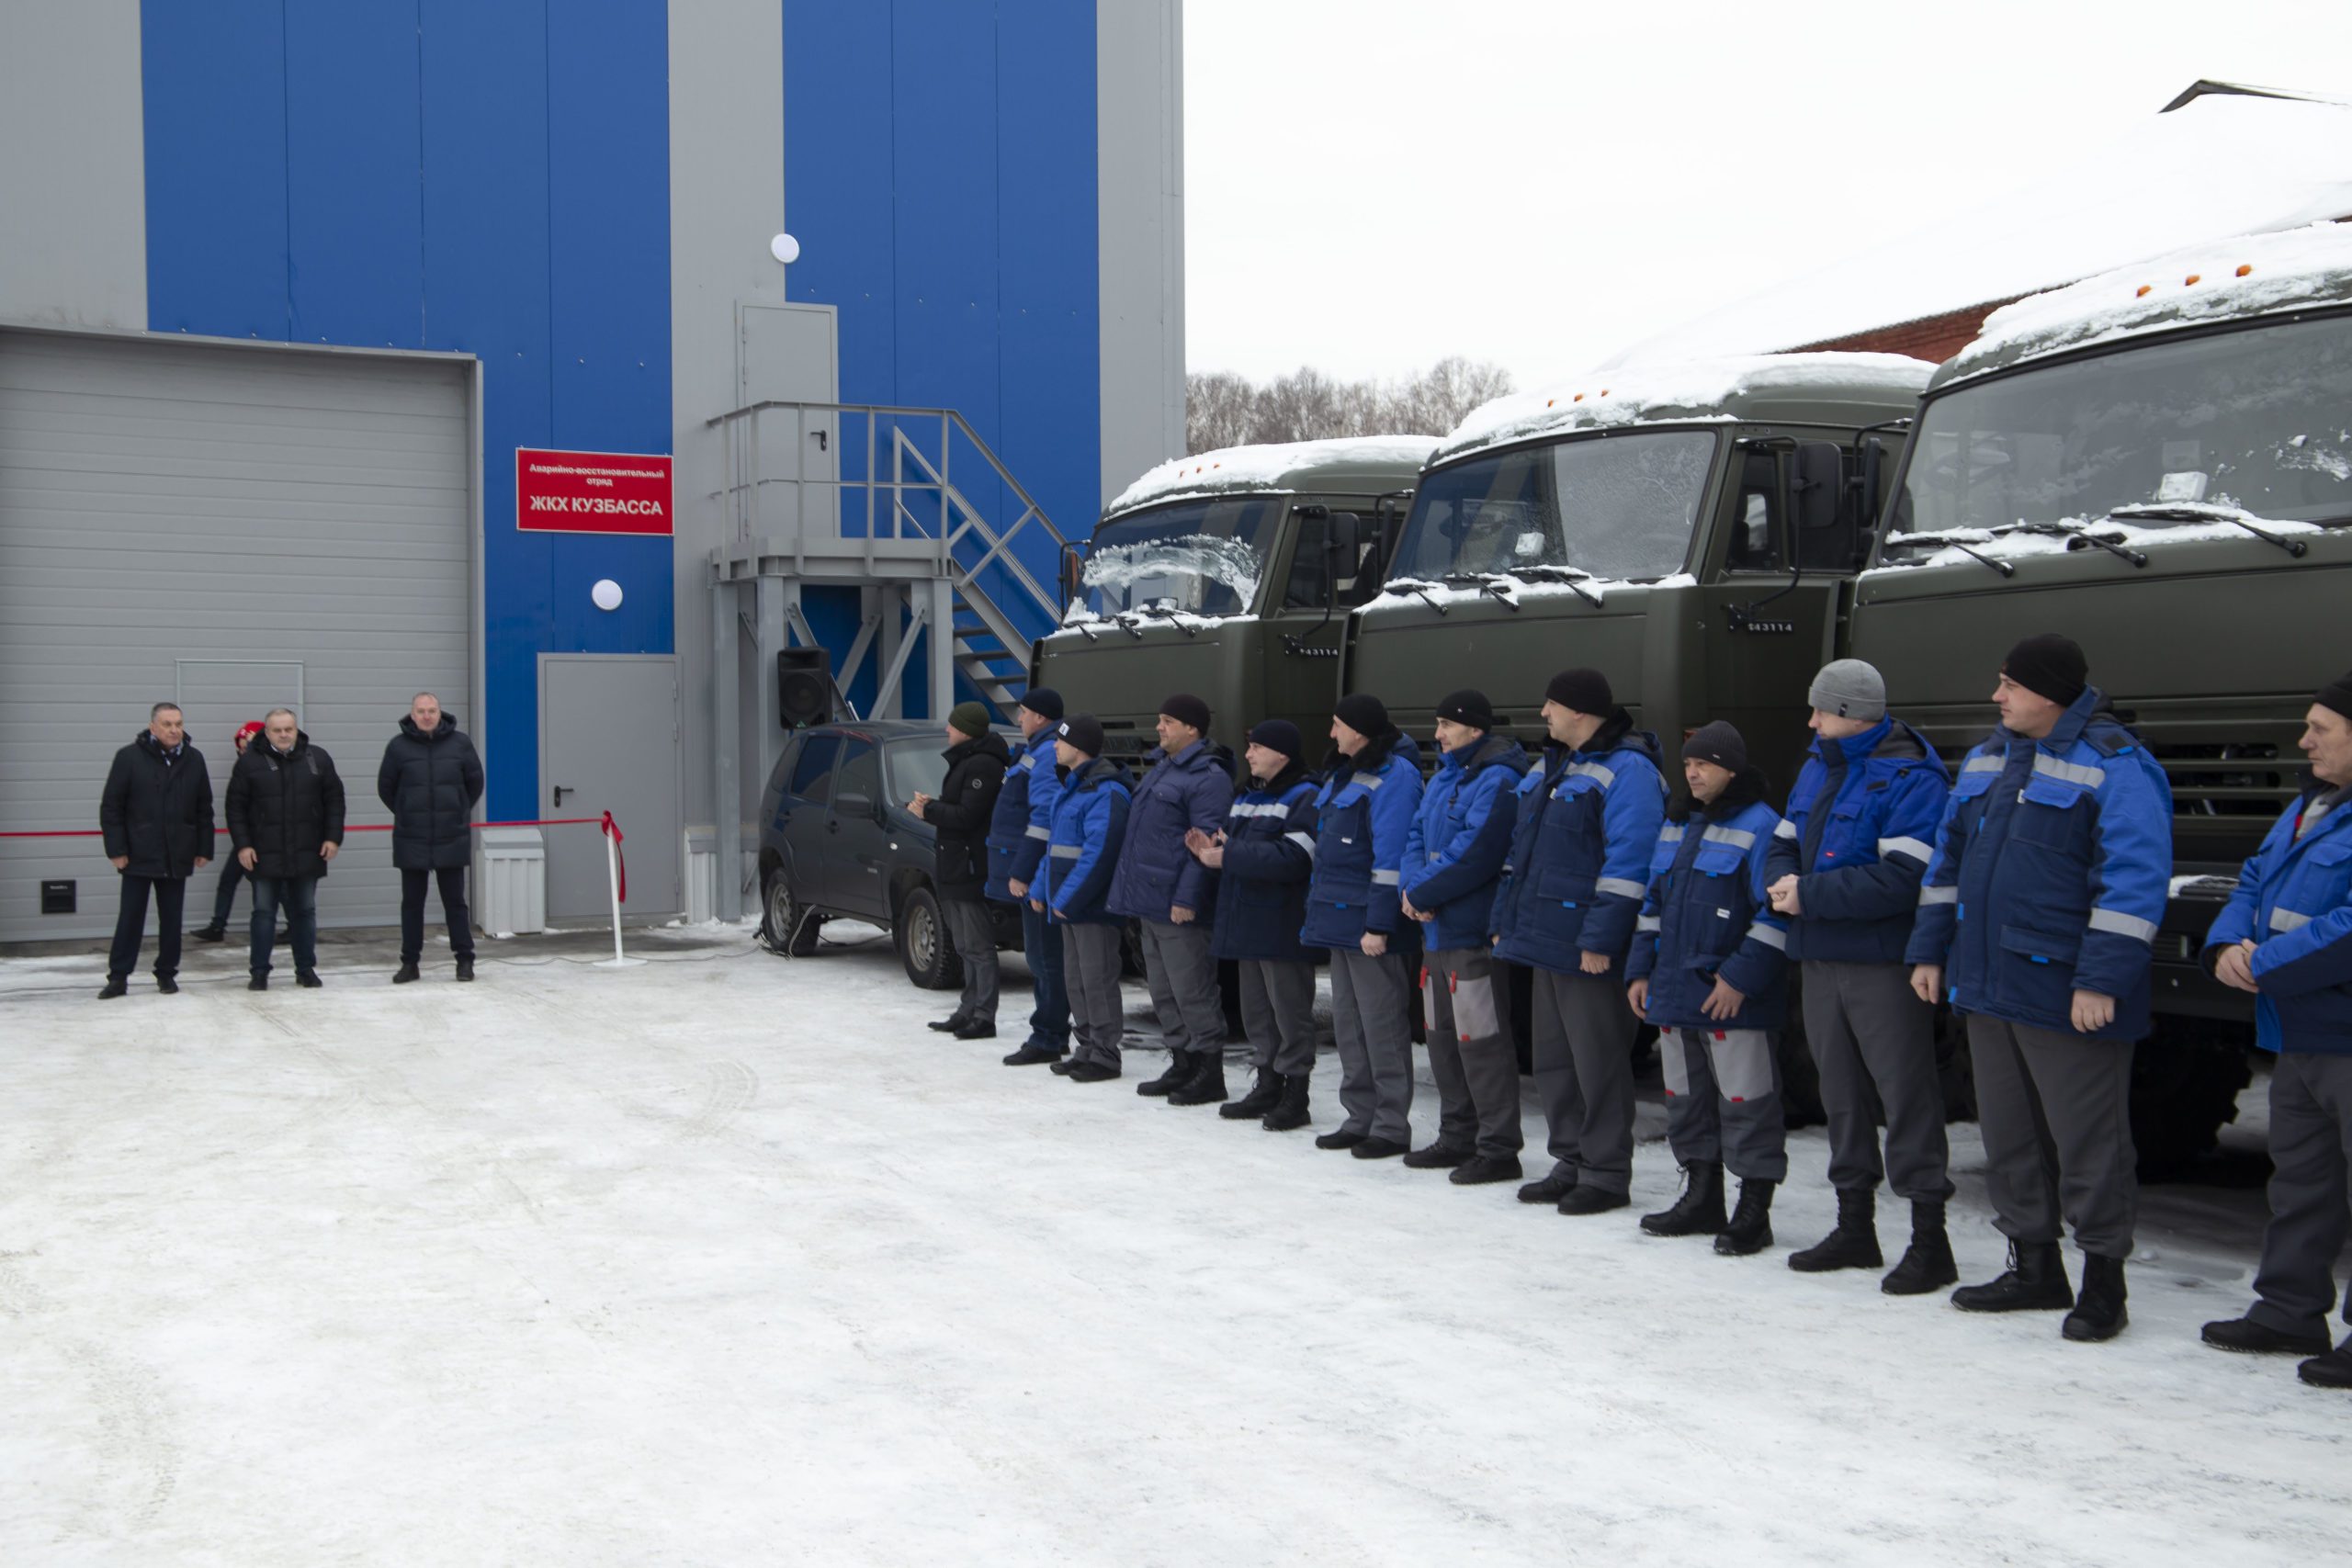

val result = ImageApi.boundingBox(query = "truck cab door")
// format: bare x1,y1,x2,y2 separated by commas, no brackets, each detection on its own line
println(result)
1261,502,1391,738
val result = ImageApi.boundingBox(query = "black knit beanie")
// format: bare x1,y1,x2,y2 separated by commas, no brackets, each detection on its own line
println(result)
1058,715,1105,757
1159,693,1212,735
1681,720,1747,774
1333,692,1389,739
2316,671,2352,725
1544,668,1613,716
2002,633,2088,707
1020,687,1065,723
1434,689,1494,730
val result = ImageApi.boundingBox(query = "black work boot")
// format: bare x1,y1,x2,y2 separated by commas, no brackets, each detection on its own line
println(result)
248,976,269,992
1951,1241,2075,1313
953,1019,997,1041
1558,1184,1630,1215
2299,1339,2352,1389
1002,1043,1067,1066
456,955,475,983
928,1013,971,1033
193,922,227,943
1640,1161,1727,1237
1714,1179,1778,1256
393,962,422,984
1136,1050,1194,1097
1402,1140,1473,1170
1518,1169,1577,1205
1789,1187,1882,1273
97,977,129,1000
1168,1053,1228,1106
296,969,322,988
1881,1200,1961,1295
1450,1154,1524,1186
2202,1316,2332,1356
155,976,179,995
1220,1068,1283,1120
2063,1253,2130,1342
1262,1074,1313,1132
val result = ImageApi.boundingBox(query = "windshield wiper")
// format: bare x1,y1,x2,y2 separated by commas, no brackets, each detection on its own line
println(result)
2013,520,2148,569
2103,503,2309,558
1510,562,1605,606
1880,530,2016,577
1442,572,1522,613
1133,604,1202,637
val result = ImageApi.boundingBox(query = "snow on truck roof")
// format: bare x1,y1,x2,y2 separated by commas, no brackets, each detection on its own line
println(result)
1605,86,2352,367
1931,220,2352,389
1430,353,1933,466
1102,435,1439,518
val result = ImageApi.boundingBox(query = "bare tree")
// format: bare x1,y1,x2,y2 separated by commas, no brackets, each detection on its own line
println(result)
1186,359,1515,453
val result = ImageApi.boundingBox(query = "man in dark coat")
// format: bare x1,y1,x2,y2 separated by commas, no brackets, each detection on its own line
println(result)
226,707,347,990
910,702,1011,1040
377,692,484,984
97,702,216,998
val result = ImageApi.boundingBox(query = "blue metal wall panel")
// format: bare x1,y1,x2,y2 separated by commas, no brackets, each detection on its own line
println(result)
284,1,426,349
141,0,675,823
140,0,290,339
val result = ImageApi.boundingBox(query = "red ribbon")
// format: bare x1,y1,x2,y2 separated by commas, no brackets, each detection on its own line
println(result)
602,810,626,904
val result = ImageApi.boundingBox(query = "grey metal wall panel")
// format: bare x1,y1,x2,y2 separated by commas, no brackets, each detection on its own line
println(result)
0,330,471,942
0,1,147,331
1097,0,1187,502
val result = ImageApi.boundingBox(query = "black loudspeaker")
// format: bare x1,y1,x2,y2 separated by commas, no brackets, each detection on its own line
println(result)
778,648,831,728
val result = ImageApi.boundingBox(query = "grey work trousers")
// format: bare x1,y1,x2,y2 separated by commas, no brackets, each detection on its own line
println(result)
1238,958,1317,1077
1531,966,1638,1193
2249,1053,2352,1338
1966,1014,2137,1259
1422,946,1522,1157
1802,959,1954,1201
944,897,999,1024
1330,945,1414,1144
1060,922,1127,1067
1140,918,1226,1056
1663,1027,1789,1182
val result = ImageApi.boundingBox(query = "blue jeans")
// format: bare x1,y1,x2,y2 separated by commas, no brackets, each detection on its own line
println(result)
1016,896,1069,1051
250,874,320,977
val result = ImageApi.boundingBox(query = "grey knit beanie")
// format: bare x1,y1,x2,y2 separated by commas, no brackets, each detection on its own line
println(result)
1808,659,1886,723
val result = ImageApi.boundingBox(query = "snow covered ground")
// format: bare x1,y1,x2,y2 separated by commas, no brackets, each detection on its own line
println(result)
2,922,2344,1566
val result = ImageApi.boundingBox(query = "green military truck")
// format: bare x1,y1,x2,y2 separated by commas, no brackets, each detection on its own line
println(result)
1340,354,1934,790
1852,220,2352,1164
1031,436,1436,762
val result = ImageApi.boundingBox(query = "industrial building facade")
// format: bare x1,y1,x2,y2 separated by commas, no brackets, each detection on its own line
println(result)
0,0,1184,942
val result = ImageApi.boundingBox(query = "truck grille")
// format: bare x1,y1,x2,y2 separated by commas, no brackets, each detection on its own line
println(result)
2152,740,2295,818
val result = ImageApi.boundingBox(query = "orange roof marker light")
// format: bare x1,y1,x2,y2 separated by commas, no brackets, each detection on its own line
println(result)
2185,273,2203,286
2135,284,2154,297
1572,392,1585,402
2237,264,2255,276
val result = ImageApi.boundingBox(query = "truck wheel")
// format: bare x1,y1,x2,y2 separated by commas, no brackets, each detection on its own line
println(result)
2129,1020,2254,1179
897,884,964,991
762,868,820,956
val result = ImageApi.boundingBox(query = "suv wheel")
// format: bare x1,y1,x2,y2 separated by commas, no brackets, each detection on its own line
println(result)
763,868,820,956
896,884,964,990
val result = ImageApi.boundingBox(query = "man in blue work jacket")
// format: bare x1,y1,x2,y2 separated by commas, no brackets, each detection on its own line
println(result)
2199,671,2352,1388
1303,693,1424,1160
1032,715,1132,1083
1400,689,1528,1184
1109,694,1237,1104
1906,635,2172,1343
1191,718,1322,1130
990,687,1071,1067
1627,721,1792,1256
1766,659,1958,1292
1493,668,1666,1216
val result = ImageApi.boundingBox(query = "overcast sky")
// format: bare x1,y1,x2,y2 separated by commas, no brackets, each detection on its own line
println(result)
1182,0,2352,389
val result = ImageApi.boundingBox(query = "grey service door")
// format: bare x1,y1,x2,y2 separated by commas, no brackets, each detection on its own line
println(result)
737,302,839,536
540,655,682,920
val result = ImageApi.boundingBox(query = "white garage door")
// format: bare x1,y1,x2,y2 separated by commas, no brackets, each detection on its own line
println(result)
0,330,473,942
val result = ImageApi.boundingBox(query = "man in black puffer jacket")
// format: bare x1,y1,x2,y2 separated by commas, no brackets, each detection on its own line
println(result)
97,701,215,999
378,692,484,984
911,702,1011,1039
227,707,347,991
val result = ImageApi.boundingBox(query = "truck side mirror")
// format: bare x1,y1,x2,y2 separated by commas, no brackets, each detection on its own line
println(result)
1057,541,1085,608
1326,511,1363,565
1792,442,1844,533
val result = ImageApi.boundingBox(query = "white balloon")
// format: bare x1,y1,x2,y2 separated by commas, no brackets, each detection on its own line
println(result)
591,578,624,612
770,232,800,265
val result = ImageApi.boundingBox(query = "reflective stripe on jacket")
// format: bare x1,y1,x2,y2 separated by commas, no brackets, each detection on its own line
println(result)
1301,733,1423,949
1036,756,1131,926
1625,773,1792,1031
2204,781,2352,1055
1765,715,1950,964
1210,766,1321,963
1490,716,1667,974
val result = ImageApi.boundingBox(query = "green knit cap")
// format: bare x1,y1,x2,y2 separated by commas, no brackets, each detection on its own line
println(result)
948,701,992,739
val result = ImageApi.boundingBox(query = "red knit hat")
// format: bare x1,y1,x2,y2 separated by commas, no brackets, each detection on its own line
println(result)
236,720,266,741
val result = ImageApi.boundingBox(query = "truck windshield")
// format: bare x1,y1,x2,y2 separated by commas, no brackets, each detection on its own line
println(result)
1387,429,1715,584
1078,496,1278,618
1883,311,2352,561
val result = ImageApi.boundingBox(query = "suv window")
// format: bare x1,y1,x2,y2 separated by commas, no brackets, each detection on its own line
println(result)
788,734,841,799
834,739,880,806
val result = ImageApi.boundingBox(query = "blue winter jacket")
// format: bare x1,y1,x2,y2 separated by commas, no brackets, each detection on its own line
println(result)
1625,770,1792,1031
1107,739,1236,922
2203,780,2352,1055
1036,756,1131,927
1764,716,1951,965
1301,732,1424,950
985,729,1059,903
1490,714,1668,975
1402,733,1528,952
1208,761,1321,964
1904,687,2174,1042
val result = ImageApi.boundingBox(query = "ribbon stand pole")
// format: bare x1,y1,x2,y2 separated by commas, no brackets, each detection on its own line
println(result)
593,811,642,969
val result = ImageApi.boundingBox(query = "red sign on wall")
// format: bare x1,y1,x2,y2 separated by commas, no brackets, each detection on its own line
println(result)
515,448,675,536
